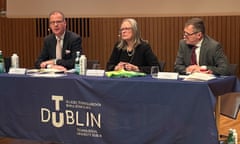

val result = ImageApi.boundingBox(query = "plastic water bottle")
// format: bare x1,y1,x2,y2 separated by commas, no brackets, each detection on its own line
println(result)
11,53,19,68
227,128,235,144
232,129,238,144
79,55,87,75
0,50,5,73
74,51,80,74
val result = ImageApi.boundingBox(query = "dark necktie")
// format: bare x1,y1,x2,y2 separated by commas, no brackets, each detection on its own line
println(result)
190,46,197,65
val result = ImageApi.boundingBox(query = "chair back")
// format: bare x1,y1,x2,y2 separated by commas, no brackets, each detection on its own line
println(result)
229,64,238,75
87,60,99,69
159,61,165,72
4,57,11,72
220,92,240,119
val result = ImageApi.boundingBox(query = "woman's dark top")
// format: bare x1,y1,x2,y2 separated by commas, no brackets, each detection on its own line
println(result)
106,41,160,74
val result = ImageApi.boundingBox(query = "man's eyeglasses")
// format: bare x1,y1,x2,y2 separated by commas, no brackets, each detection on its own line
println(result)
183,31,199,36
119,27,132,32
49,20,64,25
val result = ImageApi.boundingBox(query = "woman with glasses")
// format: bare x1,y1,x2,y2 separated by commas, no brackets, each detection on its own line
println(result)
35,10,82,71
106,18,160,74
174,17,229,76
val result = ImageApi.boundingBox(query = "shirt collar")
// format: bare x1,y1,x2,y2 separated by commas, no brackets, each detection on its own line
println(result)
195,38,203,48
56,31,65,40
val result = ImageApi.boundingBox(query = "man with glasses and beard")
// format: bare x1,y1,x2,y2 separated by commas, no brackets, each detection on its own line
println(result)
174,17,229,76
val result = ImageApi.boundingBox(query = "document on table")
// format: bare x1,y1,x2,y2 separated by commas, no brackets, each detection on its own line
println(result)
26,69,66,77
183,72,216,81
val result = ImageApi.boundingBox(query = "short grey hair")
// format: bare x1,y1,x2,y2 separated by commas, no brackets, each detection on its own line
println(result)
185,17,205,35
48,10,65,21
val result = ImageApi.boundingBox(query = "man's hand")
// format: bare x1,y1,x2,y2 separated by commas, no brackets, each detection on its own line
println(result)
40,59,55,68
186,65,212,74
51,65,67,72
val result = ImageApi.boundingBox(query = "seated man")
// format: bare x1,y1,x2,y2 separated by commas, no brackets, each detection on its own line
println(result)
174,17,230,76
35,10,82,71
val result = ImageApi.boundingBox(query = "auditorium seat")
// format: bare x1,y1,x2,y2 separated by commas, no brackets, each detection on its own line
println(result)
87,60,99,69
228,64,238,75
220,63,239,119
4,57,11,72
221,92,240,119
159,61,165,72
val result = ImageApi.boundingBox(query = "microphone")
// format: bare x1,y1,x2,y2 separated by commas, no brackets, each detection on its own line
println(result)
48,28,52,34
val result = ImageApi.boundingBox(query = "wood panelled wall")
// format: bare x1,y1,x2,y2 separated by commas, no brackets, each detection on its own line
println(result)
0,0,6,11
0,16,239,76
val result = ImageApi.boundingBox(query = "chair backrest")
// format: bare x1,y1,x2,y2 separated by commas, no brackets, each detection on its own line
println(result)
87,60,99,69
220,92,240,119
159,61,165,72
229,64,238,75
4,57,11,73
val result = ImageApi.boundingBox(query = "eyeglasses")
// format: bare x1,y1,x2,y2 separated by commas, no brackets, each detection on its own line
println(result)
183,31,199,36
49,20,64,25
119,27,132,32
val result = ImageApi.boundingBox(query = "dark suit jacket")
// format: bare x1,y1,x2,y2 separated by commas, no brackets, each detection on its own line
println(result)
35,30,82,69
106,41,160,74
174,35,230,75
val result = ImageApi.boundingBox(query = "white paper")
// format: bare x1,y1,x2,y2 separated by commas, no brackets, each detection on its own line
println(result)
183,72,216,81
156,72,179,80
8,68,26,75
29,73,66,78
86,69,105,77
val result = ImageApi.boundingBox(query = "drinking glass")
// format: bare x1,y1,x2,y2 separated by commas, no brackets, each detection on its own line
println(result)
151,66,159,78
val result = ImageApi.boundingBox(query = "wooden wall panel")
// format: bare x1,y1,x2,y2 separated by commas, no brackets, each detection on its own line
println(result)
0,0,6,12
0,16,239,76
0,18,37,68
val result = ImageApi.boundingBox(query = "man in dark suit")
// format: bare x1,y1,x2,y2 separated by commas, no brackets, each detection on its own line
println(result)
35,10,82,71
174,17,229,76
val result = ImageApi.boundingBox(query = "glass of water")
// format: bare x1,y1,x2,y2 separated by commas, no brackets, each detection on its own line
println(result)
151,66,159,78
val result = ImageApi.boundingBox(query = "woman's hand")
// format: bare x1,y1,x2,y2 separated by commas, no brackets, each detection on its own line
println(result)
124,63,139,72
114,62,127,71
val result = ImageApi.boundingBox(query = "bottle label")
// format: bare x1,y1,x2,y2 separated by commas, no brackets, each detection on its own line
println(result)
11,54,19,68
79,55,87,75
0,63,4,73
75,63,80,74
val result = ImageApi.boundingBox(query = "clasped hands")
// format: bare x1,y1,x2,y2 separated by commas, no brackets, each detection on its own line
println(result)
40,59,67,72
186,65,212,74
114,62,139,72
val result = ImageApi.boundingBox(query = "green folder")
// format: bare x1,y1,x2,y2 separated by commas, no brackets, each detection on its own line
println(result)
105,69,146,78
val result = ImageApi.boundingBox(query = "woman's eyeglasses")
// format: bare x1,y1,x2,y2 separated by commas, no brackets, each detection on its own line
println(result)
119,27,132,32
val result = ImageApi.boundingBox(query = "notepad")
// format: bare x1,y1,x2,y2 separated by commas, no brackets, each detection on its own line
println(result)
183,72,216,81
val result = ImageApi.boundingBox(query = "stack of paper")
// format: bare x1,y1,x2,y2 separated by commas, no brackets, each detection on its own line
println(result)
26,68,66,77
183,72,216,81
